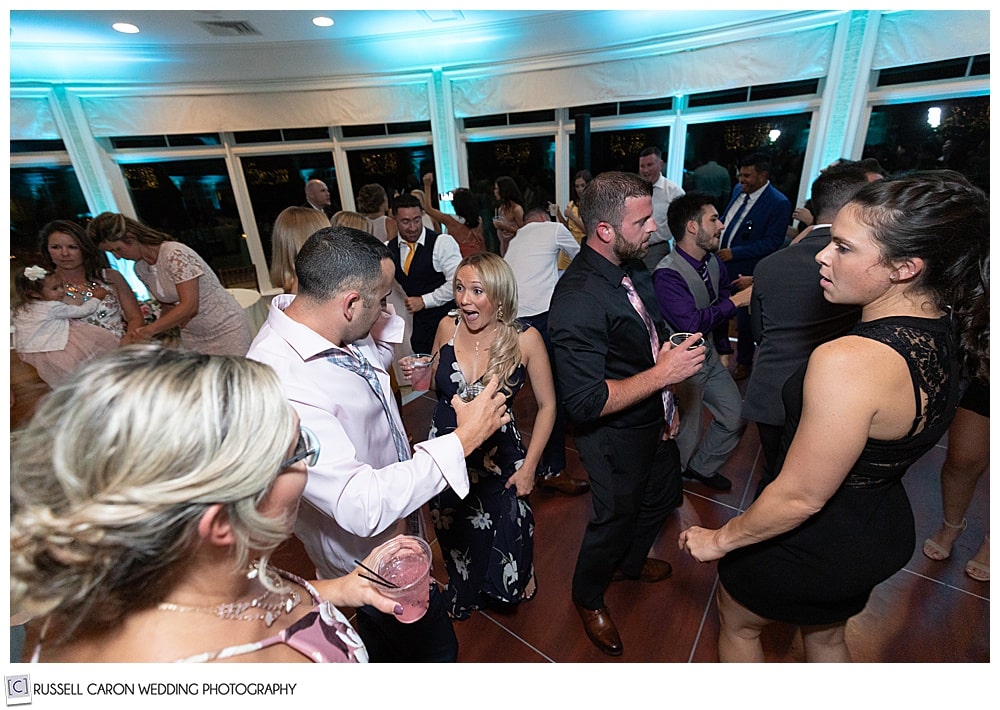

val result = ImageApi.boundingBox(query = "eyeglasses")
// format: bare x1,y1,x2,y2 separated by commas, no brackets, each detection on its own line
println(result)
279,426,320,472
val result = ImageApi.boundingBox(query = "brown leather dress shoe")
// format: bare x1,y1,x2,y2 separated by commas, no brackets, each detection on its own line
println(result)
612,557,673,583
538,470,590,496
575,603,623,656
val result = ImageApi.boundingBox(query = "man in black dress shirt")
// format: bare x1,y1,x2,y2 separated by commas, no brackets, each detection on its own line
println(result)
549,171,706,656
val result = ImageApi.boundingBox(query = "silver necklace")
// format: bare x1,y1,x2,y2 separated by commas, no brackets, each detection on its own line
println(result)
155,565,301,627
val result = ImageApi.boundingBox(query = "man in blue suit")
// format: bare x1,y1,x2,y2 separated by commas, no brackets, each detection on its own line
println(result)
716,153,791,380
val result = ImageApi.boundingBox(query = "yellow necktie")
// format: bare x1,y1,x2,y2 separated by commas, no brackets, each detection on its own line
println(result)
403,243,417,275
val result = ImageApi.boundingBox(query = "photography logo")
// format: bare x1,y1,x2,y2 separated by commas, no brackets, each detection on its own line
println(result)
5,675,31,706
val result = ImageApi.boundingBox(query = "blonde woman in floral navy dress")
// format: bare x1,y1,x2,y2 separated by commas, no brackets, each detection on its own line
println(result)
421,252,557,619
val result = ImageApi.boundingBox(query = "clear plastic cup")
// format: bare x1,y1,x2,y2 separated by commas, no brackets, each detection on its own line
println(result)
398,354,434,391
372,535,432,624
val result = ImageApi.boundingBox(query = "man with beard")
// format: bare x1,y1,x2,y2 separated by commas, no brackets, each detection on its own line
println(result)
653,193,752,493
549,171,706,656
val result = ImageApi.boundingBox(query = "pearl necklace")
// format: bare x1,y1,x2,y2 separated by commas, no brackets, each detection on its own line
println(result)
155,565,301,627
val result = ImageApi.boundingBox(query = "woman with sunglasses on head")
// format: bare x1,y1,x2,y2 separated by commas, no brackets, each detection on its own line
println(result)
679,171,988,662
88,212,251,356
11,346,404,663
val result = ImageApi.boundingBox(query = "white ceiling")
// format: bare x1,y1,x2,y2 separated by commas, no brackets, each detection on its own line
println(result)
8,9,810,86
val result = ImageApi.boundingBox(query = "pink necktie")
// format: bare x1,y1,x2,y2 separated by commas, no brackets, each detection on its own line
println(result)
621,274,675,427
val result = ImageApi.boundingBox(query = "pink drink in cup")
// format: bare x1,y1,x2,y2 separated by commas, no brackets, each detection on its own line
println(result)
373,535,432,624
400,354,434,391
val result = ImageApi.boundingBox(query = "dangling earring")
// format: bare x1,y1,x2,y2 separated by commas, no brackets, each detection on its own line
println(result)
497,303,504,321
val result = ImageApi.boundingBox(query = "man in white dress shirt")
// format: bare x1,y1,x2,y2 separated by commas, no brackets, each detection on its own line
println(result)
503,206,589,496
386,193,462,355
247,226,509,662
638,145,685,271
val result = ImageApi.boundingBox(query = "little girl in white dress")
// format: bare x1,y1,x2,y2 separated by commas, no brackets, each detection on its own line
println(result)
12,264,119,387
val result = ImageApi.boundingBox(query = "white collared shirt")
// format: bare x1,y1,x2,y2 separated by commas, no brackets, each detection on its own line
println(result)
723,181,770,247
396,228,463,308
649,174,685,245
246,294,469,579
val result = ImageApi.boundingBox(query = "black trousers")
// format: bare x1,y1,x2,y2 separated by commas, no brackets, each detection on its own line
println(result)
572,423,682,609
355,583,458,662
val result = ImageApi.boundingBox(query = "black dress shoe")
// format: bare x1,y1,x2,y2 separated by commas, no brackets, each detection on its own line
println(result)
683,469,733,491
612,557,673,583
575,603,623,656
538,470,590,496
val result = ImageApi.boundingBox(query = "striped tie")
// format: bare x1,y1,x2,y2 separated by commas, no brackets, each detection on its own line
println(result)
621,274,675,428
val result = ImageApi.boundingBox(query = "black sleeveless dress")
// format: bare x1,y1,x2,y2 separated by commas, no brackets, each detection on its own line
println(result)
427,339,535,620
718,316,961,625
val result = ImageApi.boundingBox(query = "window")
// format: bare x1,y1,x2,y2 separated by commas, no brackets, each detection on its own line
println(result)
877,55,989,87
466,136,555,252
10,165,90,260
684,113,812,207
863,96,989,192
582,126,670,176
345,145,436,203
239,153,339,273
121,158,250,278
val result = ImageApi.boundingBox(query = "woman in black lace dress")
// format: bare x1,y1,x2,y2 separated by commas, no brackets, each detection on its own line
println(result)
679,171,989,662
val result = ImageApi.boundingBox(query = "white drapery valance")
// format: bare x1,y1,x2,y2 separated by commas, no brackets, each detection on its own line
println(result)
872,10,990,70
450,25,837,118
10,97,60,140
77,83,430,137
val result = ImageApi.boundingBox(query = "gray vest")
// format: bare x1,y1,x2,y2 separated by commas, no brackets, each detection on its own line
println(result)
655,250,722,354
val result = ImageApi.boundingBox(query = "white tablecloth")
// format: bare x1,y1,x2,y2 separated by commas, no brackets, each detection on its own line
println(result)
227,288,268,337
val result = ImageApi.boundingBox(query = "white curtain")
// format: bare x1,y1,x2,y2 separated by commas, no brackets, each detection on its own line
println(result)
872,10,990,70
450,25,837,118
77,83,430,137
10,97,59,140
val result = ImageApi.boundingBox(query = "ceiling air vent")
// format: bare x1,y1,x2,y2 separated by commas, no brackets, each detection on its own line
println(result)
196,21,263,37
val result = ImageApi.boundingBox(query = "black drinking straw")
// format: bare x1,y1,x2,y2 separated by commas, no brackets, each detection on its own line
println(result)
354,559,399,588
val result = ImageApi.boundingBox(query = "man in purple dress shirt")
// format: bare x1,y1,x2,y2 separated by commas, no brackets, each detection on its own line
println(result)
652,193,752,491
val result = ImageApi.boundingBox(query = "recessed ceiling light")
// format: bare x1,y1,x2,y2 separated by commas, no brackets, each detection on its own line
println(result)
312,17,334,28
112,23,140,34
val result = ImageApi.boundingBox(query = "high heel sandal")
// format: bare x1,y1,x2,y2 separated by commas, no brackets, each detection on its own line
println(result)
922,518,967,561
965,534,990,582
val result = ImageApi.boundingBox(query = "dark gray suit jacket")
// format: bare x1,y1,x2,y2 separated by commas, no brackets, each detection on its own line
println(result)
741,226,861,426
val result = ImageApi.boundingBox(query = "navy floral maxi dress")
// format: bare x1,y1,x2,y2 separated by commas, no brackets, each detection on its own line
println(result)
428,338,535,620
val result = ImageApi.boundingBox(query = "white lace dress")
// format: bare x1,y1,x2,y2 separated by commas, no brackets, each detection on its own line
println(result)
135,241,251,356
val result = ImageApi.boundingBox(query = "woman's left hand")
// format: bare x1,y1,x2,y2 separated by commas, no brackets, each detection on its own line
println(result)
121,327,153,346
506,464,535,497
678,525,727,562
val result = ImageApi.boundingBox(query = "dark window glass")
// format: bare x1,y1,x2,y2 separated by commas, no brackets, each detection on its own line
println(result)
233,129,283,144
121,158,251,279
342,124,387,138
239,153,339,273
750,79,820,101
970,54,989,76
578,126,670,176
282,127,331,141
688,87,749,108
166,134,222,147
509,110,556,125
619,97,674,115
10,165,90,260
684,113,812,209
463,114,508,129
466,136,556,253
568,103,618,118
346,146,436,203
863,96,989,193
877,57,975,87
387,121,432,135
110,135,169,149
10,139,66,153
